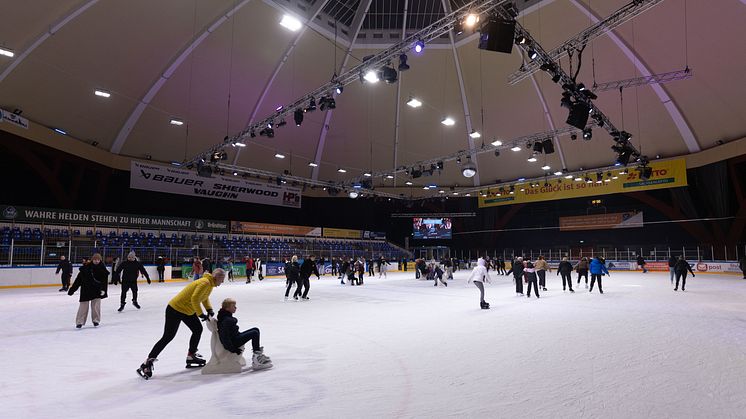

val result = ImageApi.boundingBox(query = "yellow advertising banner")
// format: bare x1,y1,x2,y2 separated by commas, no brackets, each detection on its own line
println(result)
231,221,321,236
559,211,643,231
322,227,362,239
478,158,688,208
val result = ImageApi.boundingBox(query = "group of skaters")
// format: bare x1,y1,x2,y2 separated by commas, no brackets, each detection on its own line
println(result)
329,256,392,284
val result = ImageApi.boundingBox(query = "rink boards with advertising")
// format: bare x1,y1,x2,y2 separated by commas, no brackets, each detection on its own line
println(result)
479,158,688,208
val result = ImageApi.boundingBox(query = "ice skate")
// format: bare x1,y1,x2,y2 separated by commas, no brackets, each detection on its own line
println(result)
93,322,99,327
133,302,141,309
186,352,206,368
118,303,125,312
76,324,82,329
284,296,289,301
480,301,490,309
542,287,547,291
137,358,156,380
252,348,273,370
570,289,575,293
59,288,66,292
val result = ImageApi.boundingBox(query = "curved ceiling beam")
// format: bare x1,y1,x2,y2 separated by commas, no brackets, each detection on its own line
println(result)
232,0,333,165
568,0,701,153
0,0,101,84
441,0,480,186
111,0,251,154
310,0,374,180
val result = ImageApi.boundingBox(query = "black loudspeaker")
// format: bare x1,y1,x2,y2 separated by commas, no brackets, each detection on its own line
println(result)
478,18,515,54
542,139,555,154
566,102,591,130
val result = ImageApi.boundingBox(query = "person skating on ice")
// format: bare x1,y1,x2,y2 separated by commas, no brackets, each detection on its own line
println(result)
192,257,203,281
557,257,575,292
523,261,540,299
667,254,678,284
508,256,525,295
115,251,151,312
284,256,301,301
467,258,491,309
589,257,609,294
576,257,589,288
296,255,320,301
739,255,746,279
55,255,73,292
636,255,647,273
110,256,122,285
379,256,391,278
68,253,109,328
433,263,447,287
673,255,695,291
156,256,166,282
136,268,225,379
217,298,272,370
535,255,549,291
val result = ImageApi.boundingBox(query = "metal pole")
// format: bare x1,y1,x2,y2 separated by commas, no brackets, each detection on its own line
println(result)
696,245,700,261
711,245,714,261
68,238,72,260
9,237,14,266
40,238,44,266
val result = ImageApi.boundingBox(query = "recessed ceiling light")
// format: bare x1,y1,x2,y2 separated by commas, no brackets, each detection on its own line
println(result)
565,174,574,179
337,168,347,173
169,118,184,126
363,172,372,177
554,171,563,176
469,131,481,138
53,128,67,135
527,157,537,162
94,89,111,98
0,47,14,58
541,165,551,170
511,146,522,152
279,15,302,31
405,181,413,185
308,162,318,167
274,153,285,159
439,190,445,194
385,175,394,179
441,117,455,126
406,98,422,108
491,140,503,146
364,70,379,83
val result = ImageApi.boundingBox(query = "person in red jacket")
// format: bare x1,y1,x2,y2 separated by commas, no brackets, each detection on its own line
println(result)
246,257,255,283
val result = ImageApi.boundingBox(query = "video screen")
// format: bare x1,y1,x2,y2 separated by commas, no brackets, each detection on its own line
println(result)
413,218,452,239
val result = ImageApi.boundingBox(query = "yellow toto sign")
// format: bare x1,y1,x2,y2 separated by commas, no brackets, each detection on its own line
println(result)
478,158,688,208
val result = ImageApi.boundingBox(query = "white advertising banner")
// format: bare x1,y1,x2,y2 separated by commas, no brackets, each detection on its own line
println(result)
695,262,742,274
130,161,302,208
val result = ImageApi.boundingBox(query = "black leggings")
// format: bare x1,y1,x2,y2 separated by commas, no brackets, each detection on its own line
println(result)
285,279,297,297
157,269,165,281
121,281,138,304
590,274,603,292
577,270,588,284
675,272,688,289
560,273,573,290
296,276,310,298
537,270,546,287
61,273,71,289
148,305,203,358
235,327,261,352
527,279,540,297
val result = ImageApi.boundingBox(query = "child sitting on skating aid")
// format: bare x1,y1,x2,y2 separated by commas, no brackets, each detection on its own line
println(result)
217,298,272,370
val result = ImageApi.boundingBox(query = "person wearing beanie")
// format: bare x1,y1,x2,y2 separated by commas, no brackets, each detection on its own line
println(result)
557,257,575,292
589,257,610,294
523,261,540,299
68,253,109,328
467,258,492,309
217,298,272,370
115,251,151,311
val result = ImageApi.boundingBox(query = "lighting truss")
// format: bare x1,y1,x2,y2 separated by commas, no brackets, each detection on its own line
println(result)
593,68,692,92
187,0,514,166
507,0,664,85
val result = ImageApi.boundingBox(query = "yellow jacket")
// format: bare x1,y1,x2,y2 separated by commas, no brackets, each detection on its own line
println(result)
168,274,215,316
534,259,549,271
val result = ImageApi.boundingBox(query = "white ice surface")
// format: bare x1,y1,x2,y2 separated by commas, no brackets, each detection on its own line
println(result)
3,271,746,418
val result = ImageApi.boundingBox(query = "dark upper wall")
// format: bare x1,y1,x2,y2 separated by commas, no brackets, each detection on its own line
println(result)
3,129,745,249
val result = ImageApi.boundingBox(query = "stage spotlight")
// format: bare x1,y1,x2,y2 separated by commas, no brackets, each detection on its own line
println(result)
294,109,304,126
398,54,410,71
319,96,336,111
413,40,425,53
515,35,527,45
532,142,543,153
381,66,398,84
567,102,591,129
363,70,380,83
276,119,287,127
305,97,316,112
453,19,464,36
542,139,555,154
465,14,479,27
461,157,477,178
335,84,343,95
582,128,592,140
596,173,603,183
528,49,538,60
571,133,578,141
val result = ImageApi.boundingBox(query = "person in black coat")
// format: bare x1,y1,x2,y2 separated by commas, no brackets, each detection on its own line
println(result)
667,255,678,284
673,256,695,291
557,257,575,292
68,253,109,328
284,256,301,301
339,258,349,284
739,256,746,280
523,262,539,299
507,257,525,295
156,256,166,282
55,255,73,292
636,255,647,273
297,255,320,300
115,251,151,311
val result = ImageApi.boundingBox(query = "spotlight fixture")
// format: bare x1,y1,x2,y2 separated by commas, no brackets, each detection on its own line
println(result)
527,156,537,163
574,176,582,182
515,35,527,45
567,102,591,130
491,139,502,146
510,145,522,152
169,118,184,126
234,141,246,147
319,96,336,111
385,175,394,179
465,14,479,27
280,14,303,31
528,49,538,60
596,173,603,183
439,190,445,194
405,181,413,185
335,84,344,95
554,171,563,176
276,119,287,127
363,172,372,177
398,54,410,71
407,97,422,108
259,127,275,138
349,191,359,199
570,133,578,141
0,47,15,58
91,141,99,147
294,109,304,126
363,70,380,83
532,142,543,153
308,162,318,167
232,171,238,176
413,40,425,53
250,129,256,138
305,97,317,112
274,153,285,159
436,161,444,170
461,157,477,178
94,89,111,98
564,174,573,179
53,128,67,135
337,168,347,173
469,130,481,139
494,150,500,157
441,117,455,126
381,66,398,84
541,139,555,154
582,128,593,140
145,154,152,160
541,165,551,171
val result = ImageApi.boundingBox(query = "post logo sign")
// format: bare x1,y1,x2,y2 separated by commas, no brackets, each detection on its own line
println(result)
131,161,302,208
479,158,688,208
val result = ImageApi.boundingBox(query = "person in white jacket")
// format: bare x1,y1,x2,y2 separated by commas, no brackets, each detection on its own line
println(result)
467,258,492,309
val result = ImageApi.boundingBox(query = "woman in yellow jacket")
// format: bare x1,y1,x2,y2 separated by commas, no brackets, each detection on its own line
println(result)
137,269,226,379
534,256,550,292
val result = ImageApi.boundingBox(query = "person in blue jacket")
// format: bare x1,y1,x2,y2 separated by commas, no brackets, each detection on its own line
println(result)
589,256,610,294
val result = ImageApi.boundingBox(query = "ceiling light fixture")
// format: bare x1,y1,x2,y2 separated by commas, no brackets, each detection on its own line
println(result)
491,139,502,146
464,14,479,27
413,39,425,53
511,146,521,152
469,130,481,139
337,168,347,173
527,157,537,162
53,128,67,135
94,89,111,98
274,153,285,159
363,172,372,177
169,118,184,126
279,15,303,31
363,70,380,83
308,162,318,167
541,165,551,170
441,117,455,126
405,181,413,185
407,97,422,108
0,47,15,58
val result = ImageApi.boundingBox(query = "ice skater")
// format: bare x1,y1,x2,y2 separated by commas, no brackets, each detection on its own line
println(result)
156,256,166,282
217,298,272,370
673,256,695,291
284,256,301,301
576,257,589,288
557,257,574,292
508,256,525,295
68,253,109,328
433,263,447,287
589,257,609,294
467,258,491,309
296,255,320,301
115,251,151,312
55,255,72,292
636,255,647,273
739,255,746,279
524,261,540,299
535,255,549,291
667,255,678,284
378,257,390,278
137,269,225,379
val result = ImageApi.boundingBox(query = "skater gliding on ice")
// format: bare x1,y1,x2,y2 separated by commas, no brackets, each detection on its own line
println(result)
115,251,151,312
68,253,109,328
55,255,72,292
589,257,609,294
467,258,491,309
673,256,695,291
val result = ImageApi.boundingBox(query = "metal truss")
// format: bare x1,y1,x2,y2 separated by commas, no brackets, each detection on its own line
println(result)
507,0,664,85
593,68,692,92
